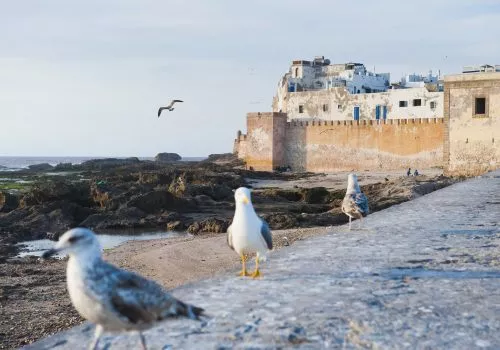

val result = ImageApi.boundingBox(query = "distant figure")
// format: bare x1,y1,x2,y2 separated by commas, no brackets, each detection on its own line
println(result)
414,169,419,176
407,168,411,176
42,228,204,350
158,99,184,117
341,174,369,230
227,187,273,278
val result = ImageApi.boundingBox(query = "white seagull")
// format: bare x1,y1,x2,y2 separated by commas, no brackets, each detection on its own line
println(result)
42,228,204,350
158,99,183,117
227,187,273,278
341,173,369,230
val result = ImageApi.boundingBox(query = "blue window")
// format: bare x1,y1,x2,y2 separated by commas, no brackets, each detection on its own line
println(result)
383,105,388,119
375,105,381,120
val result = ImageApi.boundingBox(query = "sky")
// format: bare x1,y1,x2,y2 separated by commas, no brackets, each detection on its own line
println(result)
0,0,499,157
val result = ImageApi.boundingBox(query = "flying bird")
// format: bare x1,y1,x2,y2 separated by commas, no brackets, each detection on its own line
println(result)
158,99,183,117
341,173,369,230
227,187,273,278
42,228,204,350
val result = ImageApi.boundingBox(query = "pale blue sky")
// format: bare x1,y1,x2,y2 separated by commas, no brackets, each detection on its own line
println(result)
1,0,498,157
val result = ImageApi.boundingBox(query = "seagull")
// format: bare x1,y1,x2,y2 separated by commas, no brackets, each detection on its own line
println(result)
158,99,183,117
227,187,273,278
42,228,204,350
341,173,369,230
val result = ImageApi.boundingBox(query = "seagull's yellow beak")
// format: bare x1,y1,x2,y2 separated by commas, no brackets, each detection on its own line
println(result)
242,195,249,204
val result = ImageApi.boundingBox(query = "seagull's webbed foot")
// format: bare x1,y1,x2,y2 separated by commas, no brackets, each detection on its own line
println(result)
251,268,261,279
251,256,261,278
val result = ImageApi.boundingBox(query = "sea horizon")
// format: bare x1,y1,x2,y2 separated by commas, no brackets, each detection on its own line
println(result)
0,155,207,170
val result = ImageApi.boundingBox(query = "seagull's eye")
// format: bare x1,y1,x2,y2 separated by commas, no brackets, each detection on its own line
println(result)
68,236,82,244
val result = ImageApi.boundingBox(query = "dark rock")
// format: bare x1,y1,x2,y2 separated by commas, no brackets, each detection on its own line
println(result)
28,163,54,171
300,187,330,204
186,184,233,201
0,200,93,240
127,190,193,214
20,181,91,207
0,191,20,212
261,213,299,230
187,218,230,234
137,172,173,186
53,163,75,171
79,212,146,230
80,157,141,170
155,153,181,162
166,220,185,231
259,189,302,202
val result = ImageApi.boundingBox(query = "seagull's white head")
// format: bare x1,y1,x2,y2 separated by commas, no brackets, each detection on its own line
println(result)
42,227,101,259
234,187,253,206
347,173,361,193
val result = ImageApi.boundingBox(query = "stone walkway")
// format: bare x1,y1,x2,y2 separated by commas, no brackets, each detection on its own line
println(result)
26,171,500,350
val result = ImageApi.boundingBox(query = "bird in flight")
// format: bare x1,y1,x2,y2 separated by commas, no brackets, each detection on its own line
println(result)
158,99,183,117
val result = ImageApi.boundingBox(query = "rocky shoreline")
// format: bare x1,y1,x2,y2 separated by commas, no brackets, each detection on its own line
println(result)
0,155,461,348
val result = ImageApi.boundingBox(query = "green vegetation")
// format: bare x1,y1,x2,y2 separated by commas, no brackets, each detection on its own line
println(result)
0,181,32,191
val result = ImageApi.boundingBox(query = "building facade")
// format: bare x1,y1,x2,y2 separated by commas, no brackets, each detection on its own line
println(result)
273,56,443,121
444,72,500,176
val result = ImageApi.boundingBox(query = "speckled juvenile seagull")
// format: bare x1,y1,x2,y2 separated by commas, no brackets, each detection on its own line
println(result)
42,228,204,350
158,99,183,117
341,173,369,230
227,187,273,278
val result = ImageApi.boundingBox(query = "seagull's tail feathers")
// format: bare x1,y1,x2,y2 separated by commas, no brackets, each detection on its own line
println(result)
169,299,205,321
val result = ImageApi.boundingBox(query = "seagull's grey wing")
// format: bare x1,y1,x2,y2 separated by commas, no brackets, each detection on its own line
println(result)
226,224,234,250
259,219,273,250
93,263,203,325
355,192,369,216
342,194,358,216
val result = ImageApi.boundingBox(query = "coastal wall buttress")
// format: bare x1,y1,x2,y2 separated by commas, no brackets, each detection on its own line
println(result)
444,72,500,176
241,112,287,171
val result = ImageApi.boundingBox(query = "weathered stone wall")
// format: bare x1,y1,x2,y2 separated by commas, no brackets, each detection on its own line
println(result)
284,119,444,172
234,113,444,172
444,72,500,176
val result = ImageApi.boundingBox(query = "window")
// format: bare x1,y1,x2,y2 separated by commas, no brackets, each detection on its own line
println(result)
430,101,437,109
295,67,299,77
322,104,328,112
413,99,422,106
338,104,342,110
298,105,304,113
475,97,486,115
399,101,408,107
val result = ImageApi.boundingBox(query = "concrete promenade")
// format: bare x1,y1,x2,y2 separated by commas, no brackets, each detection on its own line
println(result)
26,171,500,349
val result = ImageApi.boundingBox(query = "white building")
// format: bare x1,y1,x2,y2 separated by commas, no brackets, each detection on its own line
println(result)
284,56,390,95
400,70,441,90
462,64,500,73
273,56,443,121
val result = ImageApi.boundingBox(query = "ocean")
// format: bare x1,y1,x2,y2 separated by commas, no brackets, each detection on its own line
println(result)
0,156,206,171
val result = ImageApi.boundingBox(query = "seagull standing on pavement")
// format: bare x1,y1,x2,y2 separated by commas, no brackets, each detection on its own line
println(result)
42,228,204,350
341,173,369,230
158,99,183,117
227,187,273,278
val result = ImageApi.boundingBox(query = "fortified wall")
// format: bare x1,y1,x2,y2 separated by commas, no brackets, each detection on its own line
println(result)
234,112,444,172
